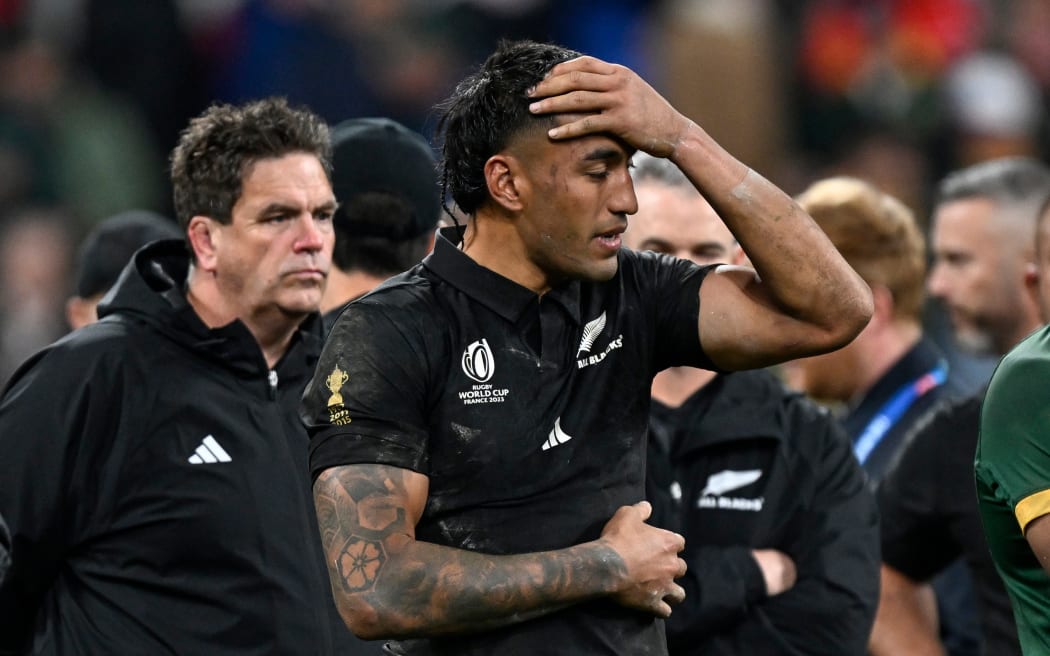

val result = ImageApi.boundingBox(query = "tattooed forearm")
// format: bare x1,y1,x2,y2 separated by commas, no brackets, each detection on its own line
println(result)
313,464,628,639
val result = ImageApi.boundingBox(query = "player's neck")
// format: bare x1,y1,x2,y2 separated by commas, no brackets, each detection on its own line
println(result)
462,210,553,295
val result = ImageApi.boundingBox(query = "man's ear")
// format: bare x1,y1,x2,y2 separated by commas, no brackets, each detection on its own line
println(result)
483,153,527,213
187,215,220,272
1025,261,1039,289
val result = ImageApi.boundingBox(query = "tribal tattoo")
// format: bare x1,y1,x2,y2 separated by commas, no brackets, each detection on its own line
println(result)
313,464,629,638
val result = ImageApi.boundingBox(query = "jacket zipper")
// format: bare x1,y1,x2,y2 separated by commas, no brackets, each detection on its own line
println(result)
268,369,278,400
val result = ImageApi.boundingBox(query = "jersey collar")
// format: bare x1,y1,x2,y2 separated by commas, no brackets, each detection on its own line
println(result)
423,226,581,324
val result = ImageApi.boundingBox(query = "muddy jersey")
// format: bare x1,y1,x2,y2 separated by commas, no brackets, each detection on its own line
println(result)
304,228,714,655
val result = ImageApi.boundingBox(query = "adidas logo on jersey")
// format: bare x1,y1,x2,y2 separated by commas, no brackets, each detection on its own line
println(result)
541,417,574,451
188,435,232,464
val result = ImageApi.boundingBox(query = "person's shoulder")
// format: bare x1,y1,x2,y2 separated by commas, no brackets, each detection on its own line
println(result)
615,247,714,295
2,316,146,394
727,368,833,420
325,269,451,349
991,326,1050,391
712,369,837,441
618,247,693,273
719,368,791,403
357,265,441,309
46,315,146,359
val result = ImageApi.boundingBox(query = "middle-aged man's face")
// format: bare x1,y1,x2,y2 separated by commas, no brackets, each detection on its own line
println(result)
213,152,336,322
926,196,1031,355
623,180,737,267
507,123,638,290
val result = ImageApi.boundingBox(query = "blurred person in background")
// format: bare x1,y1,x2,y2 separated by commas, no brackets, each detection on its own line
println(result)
65,209,181,330
872,157,1050,656
0,28,165,230
320,116,439,326
786,175,980,656
630,153,879,656
977,191,1050,654
786,177,962,477
0,208,73,386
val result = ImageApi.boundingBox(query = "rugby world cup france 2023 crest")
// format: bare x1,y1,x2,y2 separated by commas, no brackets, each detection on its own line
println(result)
462,338,494,383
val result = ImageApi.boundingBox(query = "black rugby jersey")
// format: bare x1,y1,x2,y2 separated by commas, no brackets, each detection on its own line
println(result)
304,227,714,655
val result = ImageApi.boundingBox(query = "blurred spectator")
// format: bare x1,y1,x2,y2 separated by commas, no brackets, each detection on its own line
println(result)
80,0,206,157
942,50,1044,166
794,0,984,162
0,32,166,230
0,208,74,385
786,176,980,656
873,157,1050,656
65,209,181,330
653,0,786,180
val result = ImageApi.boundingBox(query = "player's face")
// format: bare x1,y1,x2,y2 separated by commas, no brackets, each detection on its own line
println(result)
927,197,1030,355
624,181,738,267
511,126,638,290
214,153,336,322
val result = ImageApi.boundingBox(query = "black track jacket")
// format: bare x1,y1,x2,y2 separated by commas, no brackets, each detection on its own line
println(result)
0,240,352,655
647,370,880,655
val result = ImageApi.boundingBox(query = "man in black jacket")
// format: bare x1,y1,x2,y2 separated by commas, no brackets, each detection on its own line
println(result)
0,98,353,654
628,153,880,655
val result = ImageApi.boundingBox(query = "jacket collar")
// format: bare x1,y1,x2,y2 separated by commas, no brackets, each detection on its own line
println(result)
99,239,323,380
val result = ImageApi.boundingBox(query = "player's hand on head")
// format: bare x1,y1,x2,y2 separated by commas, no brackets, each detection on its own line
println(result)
527,56,691,158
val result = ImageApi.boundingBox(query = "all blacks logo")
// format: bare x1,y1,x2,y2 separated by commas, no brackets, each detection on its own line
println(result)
462,338,495,383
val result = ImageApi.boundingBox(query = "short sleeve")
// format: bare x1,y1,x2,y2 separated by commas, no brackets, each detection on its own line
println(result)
302,298,433,480
622,249,715,372
978,346,1050,532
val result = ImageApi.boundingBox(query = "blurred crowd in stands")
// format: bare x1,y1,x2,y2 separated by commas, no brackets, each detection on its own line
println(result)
0,0,1048,385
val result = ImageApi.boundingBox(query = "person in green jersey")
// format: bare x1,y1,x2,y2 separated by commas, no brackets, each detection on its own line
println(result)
977,187,1050,654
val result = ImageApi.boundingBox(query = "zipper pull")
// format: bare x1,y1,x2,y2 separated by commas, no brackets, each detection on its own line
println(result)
268,369,278,399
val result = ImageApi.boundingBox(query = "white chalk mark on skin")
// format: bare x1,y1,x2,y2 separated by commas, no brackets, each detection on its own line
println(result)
729,168,762,206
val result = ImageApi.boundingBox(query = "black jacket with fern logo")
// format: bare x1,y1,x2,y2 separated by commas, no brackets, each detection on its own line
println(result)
647,369,880,656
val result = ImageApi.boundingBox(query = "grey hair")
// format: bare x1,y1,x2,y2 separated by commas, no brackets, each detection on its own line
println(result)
937,157,1050,211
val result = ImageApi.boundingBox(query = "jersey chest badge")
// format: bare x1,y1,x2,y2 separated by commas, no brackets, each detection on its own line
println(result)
459,338,510,406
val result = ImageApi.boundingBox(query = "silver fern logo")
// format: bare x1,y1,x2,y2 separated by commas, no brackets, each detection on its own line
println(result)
700,469,762,497
462,338,495,383
577,311,607,356
697,469,765,512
